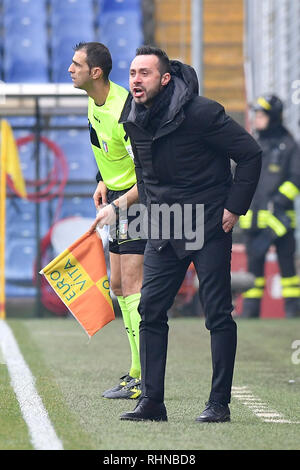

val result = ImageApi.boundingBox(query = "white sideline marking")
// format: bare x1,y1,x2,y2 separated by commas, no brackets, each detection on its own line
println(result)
232,386,300,424
0,320,63,450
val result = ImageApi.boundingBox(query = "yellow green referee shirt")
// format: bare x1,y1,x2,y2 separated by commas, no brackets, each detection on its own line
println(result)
88,81,136,191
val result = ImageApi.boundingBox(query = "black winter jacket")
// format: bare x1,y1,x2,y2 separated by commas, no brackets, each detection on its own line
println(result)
120,61,262,257
249,126,300,212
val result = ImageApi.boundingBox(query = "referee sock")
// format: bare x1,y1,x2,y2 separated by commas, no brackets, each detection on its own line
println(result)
117,296,140,379
124,293,141,379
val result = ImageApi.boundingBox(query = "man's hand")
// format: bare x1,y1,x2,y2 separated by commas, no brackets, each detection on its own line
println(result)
89,204,117,233
222,208,239,233
93,181,108,209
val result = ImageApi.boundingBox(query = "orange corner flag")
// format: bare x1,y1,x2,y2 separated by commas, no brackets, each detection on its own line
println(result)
40,230,115,337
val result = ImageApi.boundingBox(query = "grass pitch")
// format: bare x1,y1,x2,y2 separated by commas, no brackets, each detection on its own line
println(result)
1,316,300,450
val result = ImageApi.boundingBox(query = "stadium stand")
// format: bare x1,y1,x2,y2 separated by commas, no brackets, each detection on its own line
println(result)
2,0,49,82
97,8,143,88
1,0,144,303
5,237,36,284
6,198,50,240
48,115,98,181
101,0,141,12
0,0,144,84
58,196,96,220
49,0,96,82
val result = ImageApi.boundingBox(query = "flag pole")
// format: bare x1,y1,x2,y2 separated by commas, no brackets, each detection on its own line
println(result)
0,120,6,319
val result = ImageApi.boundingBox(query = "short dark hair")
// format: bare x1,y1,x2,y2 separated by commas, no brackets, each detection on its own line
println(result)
74,42,112,81
135,45,171,75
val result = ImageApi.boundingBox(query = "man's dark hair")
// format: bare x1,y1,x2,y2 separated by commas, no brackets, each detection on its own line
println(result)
74,42,112,81
135,45,171,75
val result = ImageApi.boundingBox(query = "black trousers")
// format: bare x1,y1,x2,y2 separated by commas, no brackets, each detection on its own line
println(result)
245,230,296,279
138,231,237,405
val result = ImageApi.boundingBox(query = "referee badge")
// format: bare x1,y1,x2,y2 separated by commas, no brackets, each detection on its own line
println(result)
102,141,109,153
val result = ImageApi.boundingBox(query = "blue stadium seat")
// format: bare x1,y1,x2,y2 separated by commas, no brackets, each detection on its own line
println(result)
97,11,143,60
5,282,37,298
49,0,95,41
50,27,95,82
5,237,36,282
6,199,50,239
50,0,94,15
50,14,94,37
50,115,88,127
51,29,95,56
3,17,49,82
97,11,143,87
4,61,49,83
4,12,47,32
52,57,76,83
101,0,141,12
49,129,97,180
3,0,47,18
101,35,141,63
14,133,52,182
64,181,96,197
6,116,37,128
109,57,131,89
3,5,48,50
59,196,96,219
98,10,142,34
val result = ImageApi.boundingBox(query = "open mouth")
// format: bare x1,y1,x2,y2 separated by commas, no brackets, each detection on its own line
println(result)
133,87,145,98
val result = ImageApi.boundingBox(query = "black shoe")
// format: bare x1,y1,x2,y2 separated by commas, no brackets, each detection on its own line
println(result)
196,401,230,423
104,378,141,400
102,374,134,397
120,397,168,422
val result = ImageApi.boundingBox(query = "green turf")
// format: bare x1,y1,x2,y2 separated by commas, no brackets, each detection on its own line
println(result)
0,363,33,450
2,316,300,450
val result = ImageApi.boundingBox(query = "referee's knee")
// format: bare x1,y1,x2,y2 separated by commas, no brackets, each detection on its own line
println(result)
110,278,122,297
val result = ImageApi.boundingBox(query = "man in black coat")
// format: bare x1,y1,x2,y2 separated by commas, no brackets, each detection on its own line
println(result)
116,46,262,423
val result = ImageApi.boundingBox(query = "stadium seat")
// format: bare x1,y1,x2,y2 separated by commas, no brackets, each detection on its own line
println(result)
3,5,48,51
5,282,37,298
100,28,143,59
50,15,94,38
50,29,95,82
101,0,141,12
97,11,143,87
59,196,96,219
48,129,97,180
6,199,50,239
5,237,37,282
109,57,132,89
52,60,75,83
98,10,142,35
4,61,49,83
7,116,37,128
3,16,49,83
97,11,143,59
3,12,47,32
49,0,96,82
50,115,88,127
14,134,52,182
3,0,47,18
50,0,94,16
